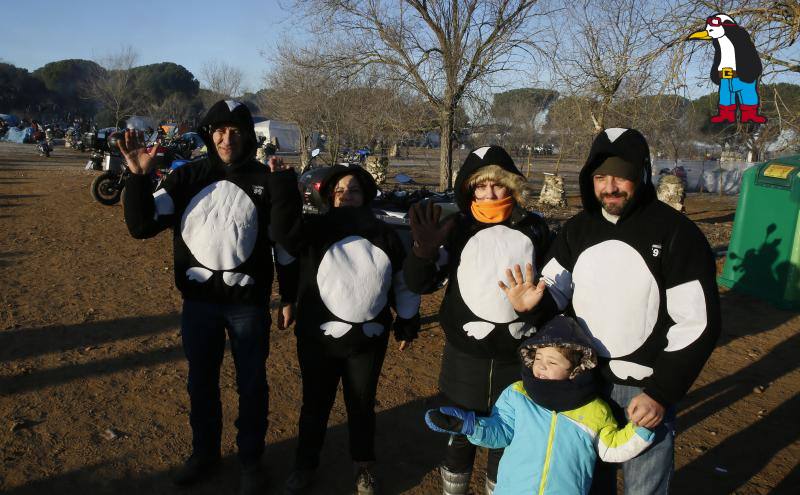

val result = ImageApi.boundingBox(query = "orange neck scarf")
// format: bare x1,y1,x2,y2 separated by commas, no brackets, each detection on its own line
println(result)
471,196,514,224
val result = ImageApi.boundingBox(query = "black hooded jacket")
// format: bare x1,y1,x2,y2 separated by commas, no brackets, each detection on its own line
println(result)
404,146,552,359
538,128,721,407
268,165,420,355
123,100,299,305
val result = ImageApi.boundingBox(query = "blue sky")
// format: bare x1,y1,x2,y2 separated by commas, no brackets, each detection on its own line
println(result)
3,0,796,99
1,0,301,91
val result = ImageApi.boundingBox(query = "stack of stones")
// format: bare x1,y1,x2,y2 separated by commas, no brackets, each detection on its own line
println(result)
365,156,389,186
539,174,567,208
656,174,686,212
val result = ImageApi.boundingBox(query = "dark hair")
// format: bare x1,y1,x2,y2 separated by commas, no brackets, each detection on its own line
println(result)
554,347,584,370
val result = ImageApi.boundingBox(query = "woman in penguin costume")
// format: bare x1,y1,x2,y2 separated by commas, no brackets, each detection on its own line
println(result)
403,145,552,495
268,164,420,494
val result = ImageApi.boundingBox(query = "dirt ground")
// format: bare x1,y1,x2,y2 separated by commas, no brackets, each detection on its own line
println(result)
0,142,797,494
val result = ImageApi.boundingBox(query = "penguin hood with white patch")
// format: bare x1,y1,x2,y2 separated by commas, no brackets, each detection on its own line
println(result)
453,145,522,214
197,99,259,166
404,146,553,360
578,127,656,220
537,128,721,407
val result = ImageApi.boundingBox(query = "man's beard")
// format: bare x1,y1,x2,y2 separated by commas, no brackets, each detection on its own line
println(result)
598,192,630,216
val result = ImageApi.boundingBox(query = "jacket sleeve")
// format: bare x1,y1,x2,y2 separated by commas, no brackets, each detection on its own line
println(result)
386,228,421,341
643,220,721,407
467,386,517,449
266,168,305,256
563,399,654,463
123,173,174,239
595,414,654,463
402,242,452,295
271,230,299,305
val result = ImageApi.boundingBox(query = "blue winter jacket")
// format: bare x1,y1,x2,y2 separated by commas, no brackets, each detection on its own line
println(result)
467,381,654,495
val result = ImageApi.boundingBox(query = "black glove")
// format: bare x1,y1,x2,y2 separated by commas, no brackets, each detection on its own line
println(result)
393,314,420,342
408,202,455,260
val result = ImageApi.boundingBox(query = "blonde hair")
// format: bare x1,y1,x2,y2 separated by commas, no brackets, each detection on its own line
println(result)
465,165,527,203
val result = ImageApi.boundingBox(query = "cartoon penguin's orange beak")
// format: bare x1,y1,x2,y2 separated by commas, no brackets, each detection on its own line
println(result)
688,30,712,40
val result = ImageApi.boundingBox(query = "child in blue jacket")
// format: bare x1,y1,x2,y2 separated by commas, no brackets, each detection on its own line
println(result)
425,316,654,495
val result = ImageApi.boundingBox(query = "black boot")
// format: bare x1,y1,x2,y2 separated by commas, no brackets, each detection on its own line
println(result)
238,458,265,495
284,468,316,494
171,452,221,486
354,462,378,495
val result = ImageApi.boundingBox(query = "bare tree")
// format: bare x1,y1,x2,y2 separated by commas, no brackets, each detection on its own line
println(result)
292,0,550,190
649,0,799,75
86,45,140,127
547,0,675,135
265,50,350,167
200,60,244,99
150,92,203,127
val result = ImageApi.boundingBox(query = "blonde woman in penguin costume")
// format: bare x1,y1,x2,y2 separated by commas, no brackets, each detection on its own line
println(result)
404,145,552,495
267,164,421,495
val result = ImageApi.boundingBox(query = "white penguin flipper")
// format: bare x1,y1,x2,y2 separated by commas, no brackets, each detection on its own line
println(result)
186,267,213,282
508,322,536,339
321,321,352,338
363,323,385,337
463,321,495,340
222,272,255,287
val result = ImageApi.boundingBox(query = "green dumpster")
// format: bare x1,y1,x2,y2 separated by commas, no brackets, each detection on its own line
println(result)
718,155,800,309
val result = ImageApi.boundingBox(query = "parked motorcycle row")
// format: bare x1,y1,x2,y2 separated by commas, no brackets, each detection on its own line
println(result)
84,129,197,205
70,127,456,242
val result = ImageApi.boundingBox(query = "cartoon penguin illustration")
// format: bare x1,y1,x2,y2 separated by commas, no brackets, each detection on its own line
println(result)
688,13,766,123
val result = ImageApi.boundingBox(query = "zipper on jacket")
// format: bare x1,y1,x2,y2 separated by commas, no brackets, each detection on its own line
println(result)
537,412,558,495
487,359,494,411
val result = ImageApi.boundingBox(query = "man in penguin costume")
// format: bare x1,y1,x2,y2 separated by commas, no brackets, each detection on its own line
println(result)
267,164,420,494
688,13,767,123
404,145,552,495
505,128,721,494
119,100,300,494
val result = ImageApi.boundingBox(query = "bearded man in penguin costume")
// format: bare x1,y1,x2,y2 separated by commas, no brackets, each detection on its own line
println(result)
688,13,766,123
403,145,552,495
267,164,420,495
119,100,301,495
509,128,721,494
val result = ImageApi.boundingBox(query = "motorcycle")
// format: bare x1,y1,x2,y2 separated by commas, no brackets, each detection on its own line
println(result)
37,131,53,157
86,131,191,205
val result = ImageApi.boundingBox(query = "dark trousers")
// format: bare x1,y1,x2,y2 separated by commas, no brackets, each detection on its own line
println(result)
294,339,388,469
181,299,270,463
439,344,518,482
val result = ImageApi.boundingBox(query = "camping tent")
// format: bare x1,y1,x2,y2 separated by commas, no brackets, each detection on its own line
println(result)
1,127,33,143
0,114,19,126
253,120,301,152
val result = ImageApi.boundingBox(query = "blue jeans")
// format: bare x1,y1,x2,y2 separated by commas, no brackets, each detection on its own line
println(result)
181,299,270,463
590,383,676,495
719,77,759,106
